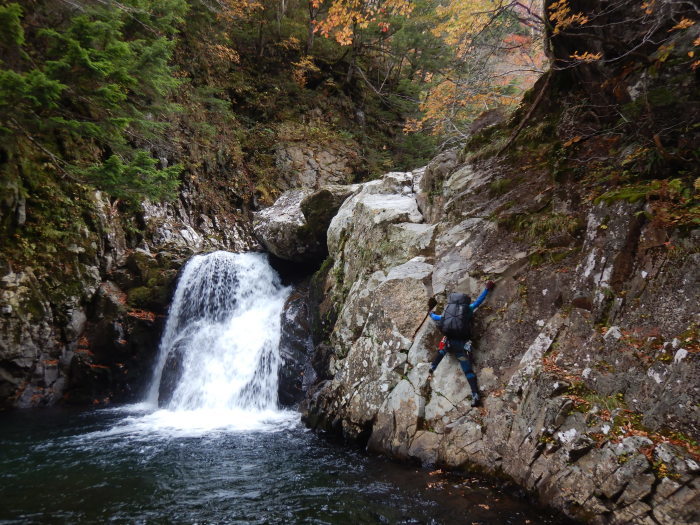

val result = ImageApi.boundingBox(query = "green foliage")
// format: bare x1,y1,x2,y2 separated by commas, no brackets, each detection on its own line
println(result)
0,69,65,114
520,213,582,241
127,286,154,308
0,3,24,48
80,152,182,204
462,123,510,163
490,178,512,195
0,0,186,202
500,210,582,245
595,183,654,204
0,155,98,274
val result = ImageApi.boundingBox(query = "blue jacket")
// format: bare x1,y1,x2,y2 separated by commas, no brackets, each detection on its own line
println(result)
429,288,489,323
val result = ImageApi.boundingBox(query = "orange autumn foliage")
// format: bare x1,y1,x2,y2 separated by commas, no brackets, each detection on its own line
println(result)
408,0,545,138
217,0,264,22
313,0,413,46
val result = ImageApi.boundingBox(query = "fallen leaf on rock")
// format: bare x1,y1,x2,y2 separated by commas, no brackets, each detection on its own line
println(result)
563,135,582,147
127,309,156,322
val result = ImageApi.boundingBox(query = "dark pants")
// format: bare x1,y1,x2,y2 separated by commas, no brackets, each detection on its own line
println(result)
430,338,479,395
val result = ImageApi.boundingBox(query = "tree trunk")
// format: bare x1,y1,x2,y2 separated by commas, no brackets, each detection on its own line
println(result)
257,21,265,58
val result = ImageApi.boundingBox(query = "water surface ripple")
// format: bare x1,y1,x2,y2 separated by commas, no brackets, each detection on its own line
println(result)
0,406,574,525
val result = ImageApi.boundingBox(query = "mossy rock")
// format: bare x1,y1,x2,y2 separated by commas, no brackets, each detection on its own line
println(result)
126,251,159,283
126,286,152,309
145,268,178,288
126,285,171,311
301,189,340,234
308,256,337,345
18,293,47,321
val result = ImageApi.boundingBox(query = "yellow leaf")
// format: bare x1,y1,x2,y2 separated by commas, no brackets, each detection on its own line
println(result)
641,1,656,15
570,51,602,62
668,18,695,32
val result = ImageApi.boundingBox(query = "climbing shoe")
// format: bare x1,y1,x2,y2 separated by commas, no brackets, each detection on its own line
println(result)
470,392,481,407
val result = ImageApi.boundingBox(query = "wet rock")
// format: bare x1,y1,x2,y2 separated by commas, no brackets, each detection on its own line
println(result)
158,344,185,407
278,283,315,406
1,182,256,409
141,195,256,255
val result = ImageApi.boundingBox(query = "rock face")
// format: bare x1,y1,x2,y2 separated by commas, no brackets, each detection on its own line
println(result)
275,143,360,191
278,282,316,406
301,158,700,524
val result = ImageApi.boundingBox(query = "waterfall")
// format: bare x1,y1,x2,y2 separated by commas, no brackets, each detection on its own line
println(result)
147,251,290,413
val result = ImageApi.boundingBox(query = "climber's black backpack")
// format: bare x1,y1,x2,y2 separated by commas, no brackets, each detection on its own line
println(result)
439,293,472,339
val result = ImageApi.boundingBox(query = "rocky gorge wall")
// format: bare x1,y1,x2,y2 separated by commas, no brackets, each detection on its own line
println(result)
281,153,700,523
0,126,362,410
0,178,258,408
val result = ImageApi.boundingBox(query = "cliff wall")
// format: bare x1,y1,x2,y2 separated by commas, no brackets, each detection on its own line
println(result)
300,152,698,523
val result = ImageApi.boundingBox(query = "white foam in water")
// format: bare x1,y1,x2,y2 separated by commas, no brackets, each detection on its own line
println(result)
103,251,300,437
90,407,299,439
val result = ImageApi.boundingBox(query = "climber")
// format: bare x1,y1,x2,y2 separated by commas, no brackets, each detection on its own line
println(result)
428,280,495,408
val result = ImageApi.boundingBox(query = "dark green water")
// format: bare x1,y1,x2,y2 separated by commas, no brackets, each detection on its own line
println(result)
0,406,573,524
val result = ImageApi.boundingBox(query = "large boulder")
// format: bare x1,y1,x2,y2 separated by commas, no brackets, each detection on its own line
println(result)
253,189,314,262
325,171,435,293
253,185,357,263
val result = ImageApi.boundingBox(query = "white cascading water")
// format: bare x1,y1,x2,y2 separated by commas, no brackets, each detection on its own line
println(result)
124,251,295,434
